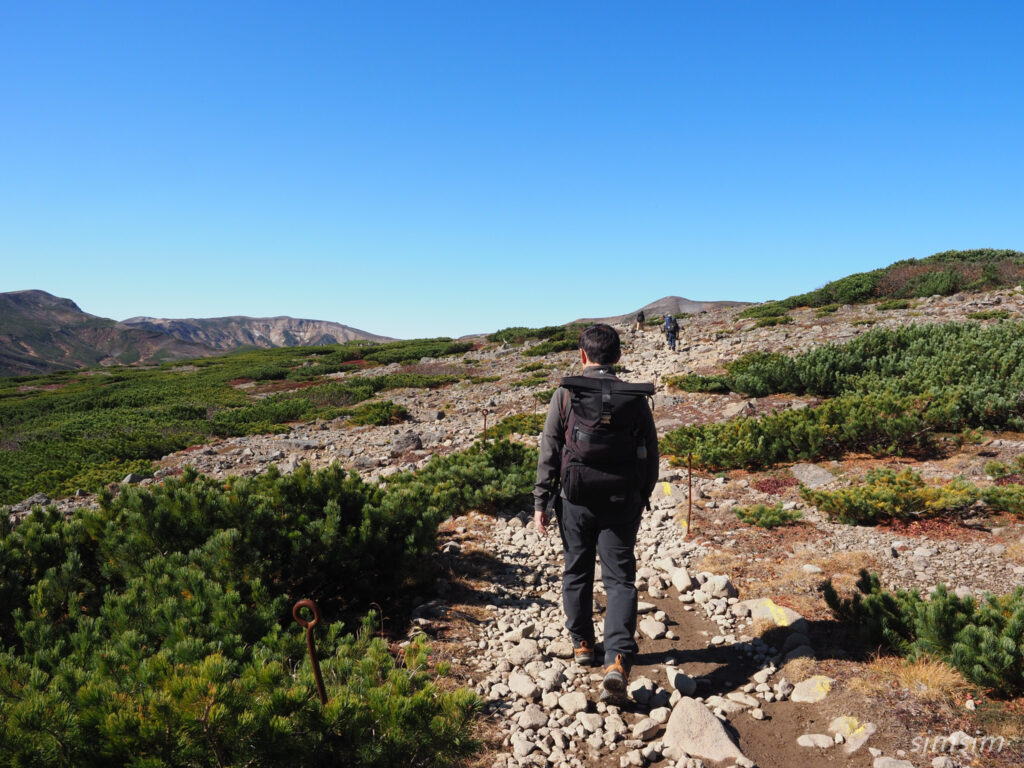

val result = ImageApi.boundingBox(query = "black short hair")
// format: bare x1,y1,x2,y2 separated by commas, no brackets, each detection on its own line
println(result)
579,324,621,365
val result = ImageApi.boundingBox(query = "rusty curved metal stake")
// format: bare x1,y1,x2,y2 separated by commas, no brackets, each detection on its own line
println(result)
482,408,490,443
293,598,327,705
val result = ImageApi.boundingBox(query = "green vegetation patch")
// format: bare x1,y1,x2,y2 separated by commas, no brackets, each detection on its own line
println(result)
487,413,546,439
742,249,1024,313
0,348,464,505
967,309,1013,321
0,439,538,765
825,571,1024,696
660,321,1024,470
800,468,978,525
488,324,584,358
734,502,802,528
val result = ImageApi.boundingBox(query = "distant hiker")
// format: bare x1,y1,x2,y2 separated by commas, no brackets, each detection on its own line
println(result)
634,310,645,332
534,324,659,700
663,314,678,351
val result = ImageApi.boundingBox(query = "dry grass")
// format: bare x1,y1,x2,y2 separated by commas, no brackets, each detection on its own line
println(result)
848,653,973,707
693,550,747,576
779,656,818,680
1005,537,1024,564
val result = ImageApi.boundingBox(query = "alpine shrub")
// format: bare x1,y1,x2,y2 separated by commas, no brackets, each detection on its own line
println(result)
824,570,1024,695
735,502,801,528
800,468,978,525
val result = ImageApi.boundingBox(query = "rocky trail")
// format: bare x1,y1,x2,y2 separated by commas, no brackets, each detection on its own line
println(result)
11,289,1024,768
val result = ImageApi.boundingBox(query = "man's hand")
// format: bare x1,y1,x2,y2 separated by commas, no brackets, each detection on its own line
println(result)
534,509,548,535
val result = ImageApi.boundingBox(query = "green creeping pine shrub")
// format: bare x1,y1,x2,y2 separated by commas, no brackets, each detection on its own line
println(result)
518,361,547,372
0,441,539,766
816,303,840,316
754,315,792,327
536,388,557,404
824,570,1024,696
876,299,911,311
488,323,585,346
660,321,1024,471
487,413,546,439
739,302,789,319
645,316,663,326
982,484,1024,517
347,399,410,426
663,373,730,393
967,309,1013,321
524,337,579,357
734,502,801,528
984,456,1024,479
799,468,978,525
0,348,466,505
660,388,942,470
512,375,549,388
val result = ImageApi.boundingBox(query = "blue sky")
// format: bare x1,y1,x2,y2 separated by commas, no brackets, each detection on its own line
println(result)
2,1,1022,338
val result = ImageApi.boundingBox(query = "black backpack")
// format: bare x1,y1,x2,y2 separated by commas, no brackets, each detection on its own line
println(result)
559,376,655,508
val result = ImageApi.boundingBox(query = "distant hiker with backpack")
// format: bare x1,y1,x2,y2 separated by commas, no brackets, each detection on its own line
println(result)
534,324,659,700
634,310,645,332
663,314,679,351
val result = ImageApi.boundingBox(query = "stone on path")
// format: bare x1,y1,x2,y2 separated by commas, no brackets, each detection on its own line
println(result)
671,567,696,593
547,639,573,658
791,462,836,488
516,705,548,730
666,667,697,696
703,574,738,598
873,758,915,768
735,597,809,633
507,639,540,667
663,697,749,765
798,734,834,748
829,715,877,754
508,670,540,700
558,691,588,716
632,717,660,741
639,617,667,639
791,675,836,703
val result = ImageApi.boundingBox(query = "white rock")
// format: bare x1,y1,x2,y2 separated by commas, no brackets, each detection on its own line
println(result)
632,717,660,741
662,697,749,765
790,676,835,703
559,691,589,715
797,734,834,748
508,670,541,701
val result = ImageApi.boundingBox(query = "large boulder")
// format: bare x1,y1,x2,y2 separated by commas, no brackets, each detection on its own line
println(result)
663,697,748,765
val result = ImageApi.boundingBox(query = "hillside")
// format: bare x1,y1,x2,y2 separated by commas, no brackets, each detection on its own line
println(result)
0,290,393,378
575,295,747,325
3,284,1023,767
121,314,392,349
0,290,216,377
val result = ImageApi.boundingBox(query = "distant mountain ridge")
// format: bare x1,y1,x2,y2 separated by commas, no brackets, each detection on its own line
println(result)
121,316,392,350
0,291,391,378
574,295,747,325
0,290,216,378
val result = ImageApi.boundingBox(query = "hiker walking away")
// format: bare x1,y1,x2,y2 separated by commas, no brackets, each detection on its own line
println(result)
663,314,678,351
534,324,659,699
634,310,645,332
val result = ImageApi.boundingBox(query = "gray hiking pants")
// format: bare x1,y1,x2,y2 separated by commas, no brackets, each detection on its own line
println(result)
557,498,642,668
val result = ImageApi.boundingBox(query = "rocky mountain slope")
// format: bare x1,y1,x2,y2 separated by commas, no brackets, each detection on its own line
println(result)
576,296,748,326
10,287,1024,768
0,290,215,377
0,290,392,377
121,314,392,350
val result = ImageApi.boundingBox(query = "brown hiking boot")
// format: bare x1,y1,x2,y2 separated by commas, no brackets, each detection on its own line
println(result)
602,654,628,697
573,639,596,666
